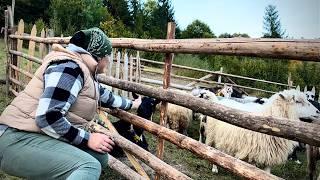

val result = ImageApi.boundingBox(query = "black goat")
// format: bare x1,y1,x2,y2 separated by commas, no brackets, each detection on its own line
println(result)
109,95,160,157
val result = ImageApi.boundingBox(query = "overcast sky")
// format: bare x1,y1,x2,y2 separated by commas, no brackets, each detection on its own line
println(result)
171,0,320,39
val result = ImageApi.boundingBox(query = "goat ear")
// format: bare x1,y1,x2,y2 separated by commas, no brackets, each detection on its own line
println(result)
279,93,286,100
132,92,139,99
312,86,316,94
155,99,161,105
296,85,300,91
304,86,307,93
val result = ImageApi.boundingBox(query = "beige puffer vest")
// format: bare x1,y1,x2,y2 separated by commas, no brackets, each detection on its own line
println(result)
0,44,99,132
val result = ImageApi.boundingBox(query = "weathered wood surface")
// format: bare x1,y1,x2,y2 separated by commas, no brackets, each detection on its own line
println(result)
9,35,320,61
9,50,42,64
306,145,318,180
155,22,175,180
108,155,147,180
103,108,282,180
97,75,320,147
27,24,36,76
89,122,192,180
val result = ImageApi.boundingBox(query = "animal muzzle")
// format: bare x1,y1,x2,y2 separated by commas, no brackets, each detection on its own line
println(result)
300,116,320,124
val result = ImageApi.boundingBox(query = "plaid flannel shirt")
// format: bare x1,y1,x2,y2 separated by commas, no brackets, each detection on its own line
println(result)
35,60,132,147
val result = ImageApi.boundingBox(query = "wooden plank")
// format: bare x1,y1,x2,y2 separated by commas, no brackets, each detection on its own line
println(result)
122,52,129,97
89,122,192,180
129,54,134,98
135,52,140,83
185,74,213,87
114,51,121,95
27,24,36,78
155,22,175,180
16,19,24,90
108,155,147,180
97,75,320,147
99,111,150,179
107,50,113,76
39,29,46,58
4,10,9,96
104,107,282,180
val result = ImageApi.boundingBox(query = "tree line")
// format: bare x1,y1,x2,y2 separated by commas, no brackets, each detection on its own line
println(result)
0,1,318,94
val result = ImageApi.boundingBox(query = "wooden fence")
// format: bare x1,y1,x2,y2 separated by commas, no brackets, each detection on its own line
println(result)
3,14,320,180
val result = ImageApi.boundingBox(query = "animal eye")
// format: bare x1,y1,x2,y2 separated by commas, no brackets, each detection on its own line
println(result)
311,95,315,98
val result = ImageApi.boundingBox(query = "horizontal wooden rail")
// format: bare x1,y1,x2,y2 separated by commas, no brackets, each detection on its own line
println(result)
103,108,281,180
9,50,42,64
9,64,33,79
139,58,292,88
108,155,147,180
97,75,320,147
9,35,320,61
143,69,276,94
9,87,19,96
89,123,192,180
137,77,192,91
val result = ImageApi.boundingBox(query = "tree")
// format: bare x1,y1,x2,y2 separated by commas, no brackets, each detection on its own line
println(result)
103,0,133,28
262,5,285,38
181,20,215,38
49,0,107,36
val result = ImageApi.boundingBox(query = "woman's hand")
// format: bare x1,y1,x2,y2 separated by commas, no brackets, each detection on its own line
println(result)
87,133,115,153
131,96,142,109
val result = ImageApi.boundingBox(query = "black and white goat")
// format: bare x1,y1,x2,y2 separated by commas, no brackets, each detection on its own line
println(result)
110,93,160,157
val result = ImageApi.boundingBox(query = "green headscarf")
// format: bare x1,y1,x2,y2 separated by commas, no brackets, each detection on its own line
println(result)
79,27,112,58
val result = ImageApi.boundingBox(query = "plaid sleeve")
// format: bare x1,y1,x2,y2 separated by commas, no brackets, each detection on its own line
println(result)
35,60,90,147
99,85,132,110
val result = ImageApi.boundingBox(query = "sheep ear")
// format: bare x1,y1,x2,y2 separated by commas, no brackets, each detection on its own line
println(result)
132,92,139,99
296,85,300,91
312,86,315,94
304,86,307,93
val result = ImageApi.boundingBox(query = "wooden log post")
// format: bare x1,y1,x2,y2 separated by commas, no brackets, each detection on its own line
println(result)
88,122,192,180
108,155,147,180
129,54,134,98
287,72,292,89
103,108,282,180
155,22,175,180
306,145,318,180
97,75,320,147
10,28,18,93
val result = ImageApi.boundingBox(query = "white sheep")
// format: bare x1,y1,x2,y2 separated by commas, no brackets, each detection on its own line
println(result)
205,89,320,173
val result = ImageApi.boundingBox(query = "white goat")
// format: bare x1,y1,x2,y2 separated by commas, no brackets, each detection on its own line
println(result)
205,89,320,173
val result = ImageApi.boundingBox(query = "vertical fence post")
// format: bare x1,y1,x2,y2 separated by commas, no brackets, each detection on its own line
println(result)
46,29,54,53
218,67,223,83
155,22,175,180
122,52,129,97
4,10,9,96
135,51,141,83
27,24,37,80
39,28,46,58
129,54,134,99
10,28,18,92
16,19,24,91
287,72,292,89
114,51,121,95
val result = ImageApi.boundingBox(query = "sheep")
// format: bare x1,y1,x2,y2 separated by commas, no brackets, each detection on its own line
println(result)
166,102,193,135
157,89,193,135
110,94,160,157
205,89,320,173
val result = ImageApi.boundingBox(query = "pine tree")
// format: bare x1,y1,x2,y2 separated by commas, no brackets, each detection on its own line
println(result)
263,5,285,38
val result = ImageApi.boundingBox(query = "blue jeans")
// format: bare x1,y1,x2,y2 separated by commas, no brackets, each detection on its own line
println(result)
0,127,109,180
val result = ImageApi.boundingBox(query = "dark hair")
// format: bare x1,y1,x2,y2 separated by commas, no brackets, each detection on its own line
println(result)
70,31,87,50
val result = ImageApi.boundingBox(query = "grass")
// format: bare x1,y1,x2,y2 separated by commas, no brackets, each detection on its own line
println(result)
1,39,320,179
